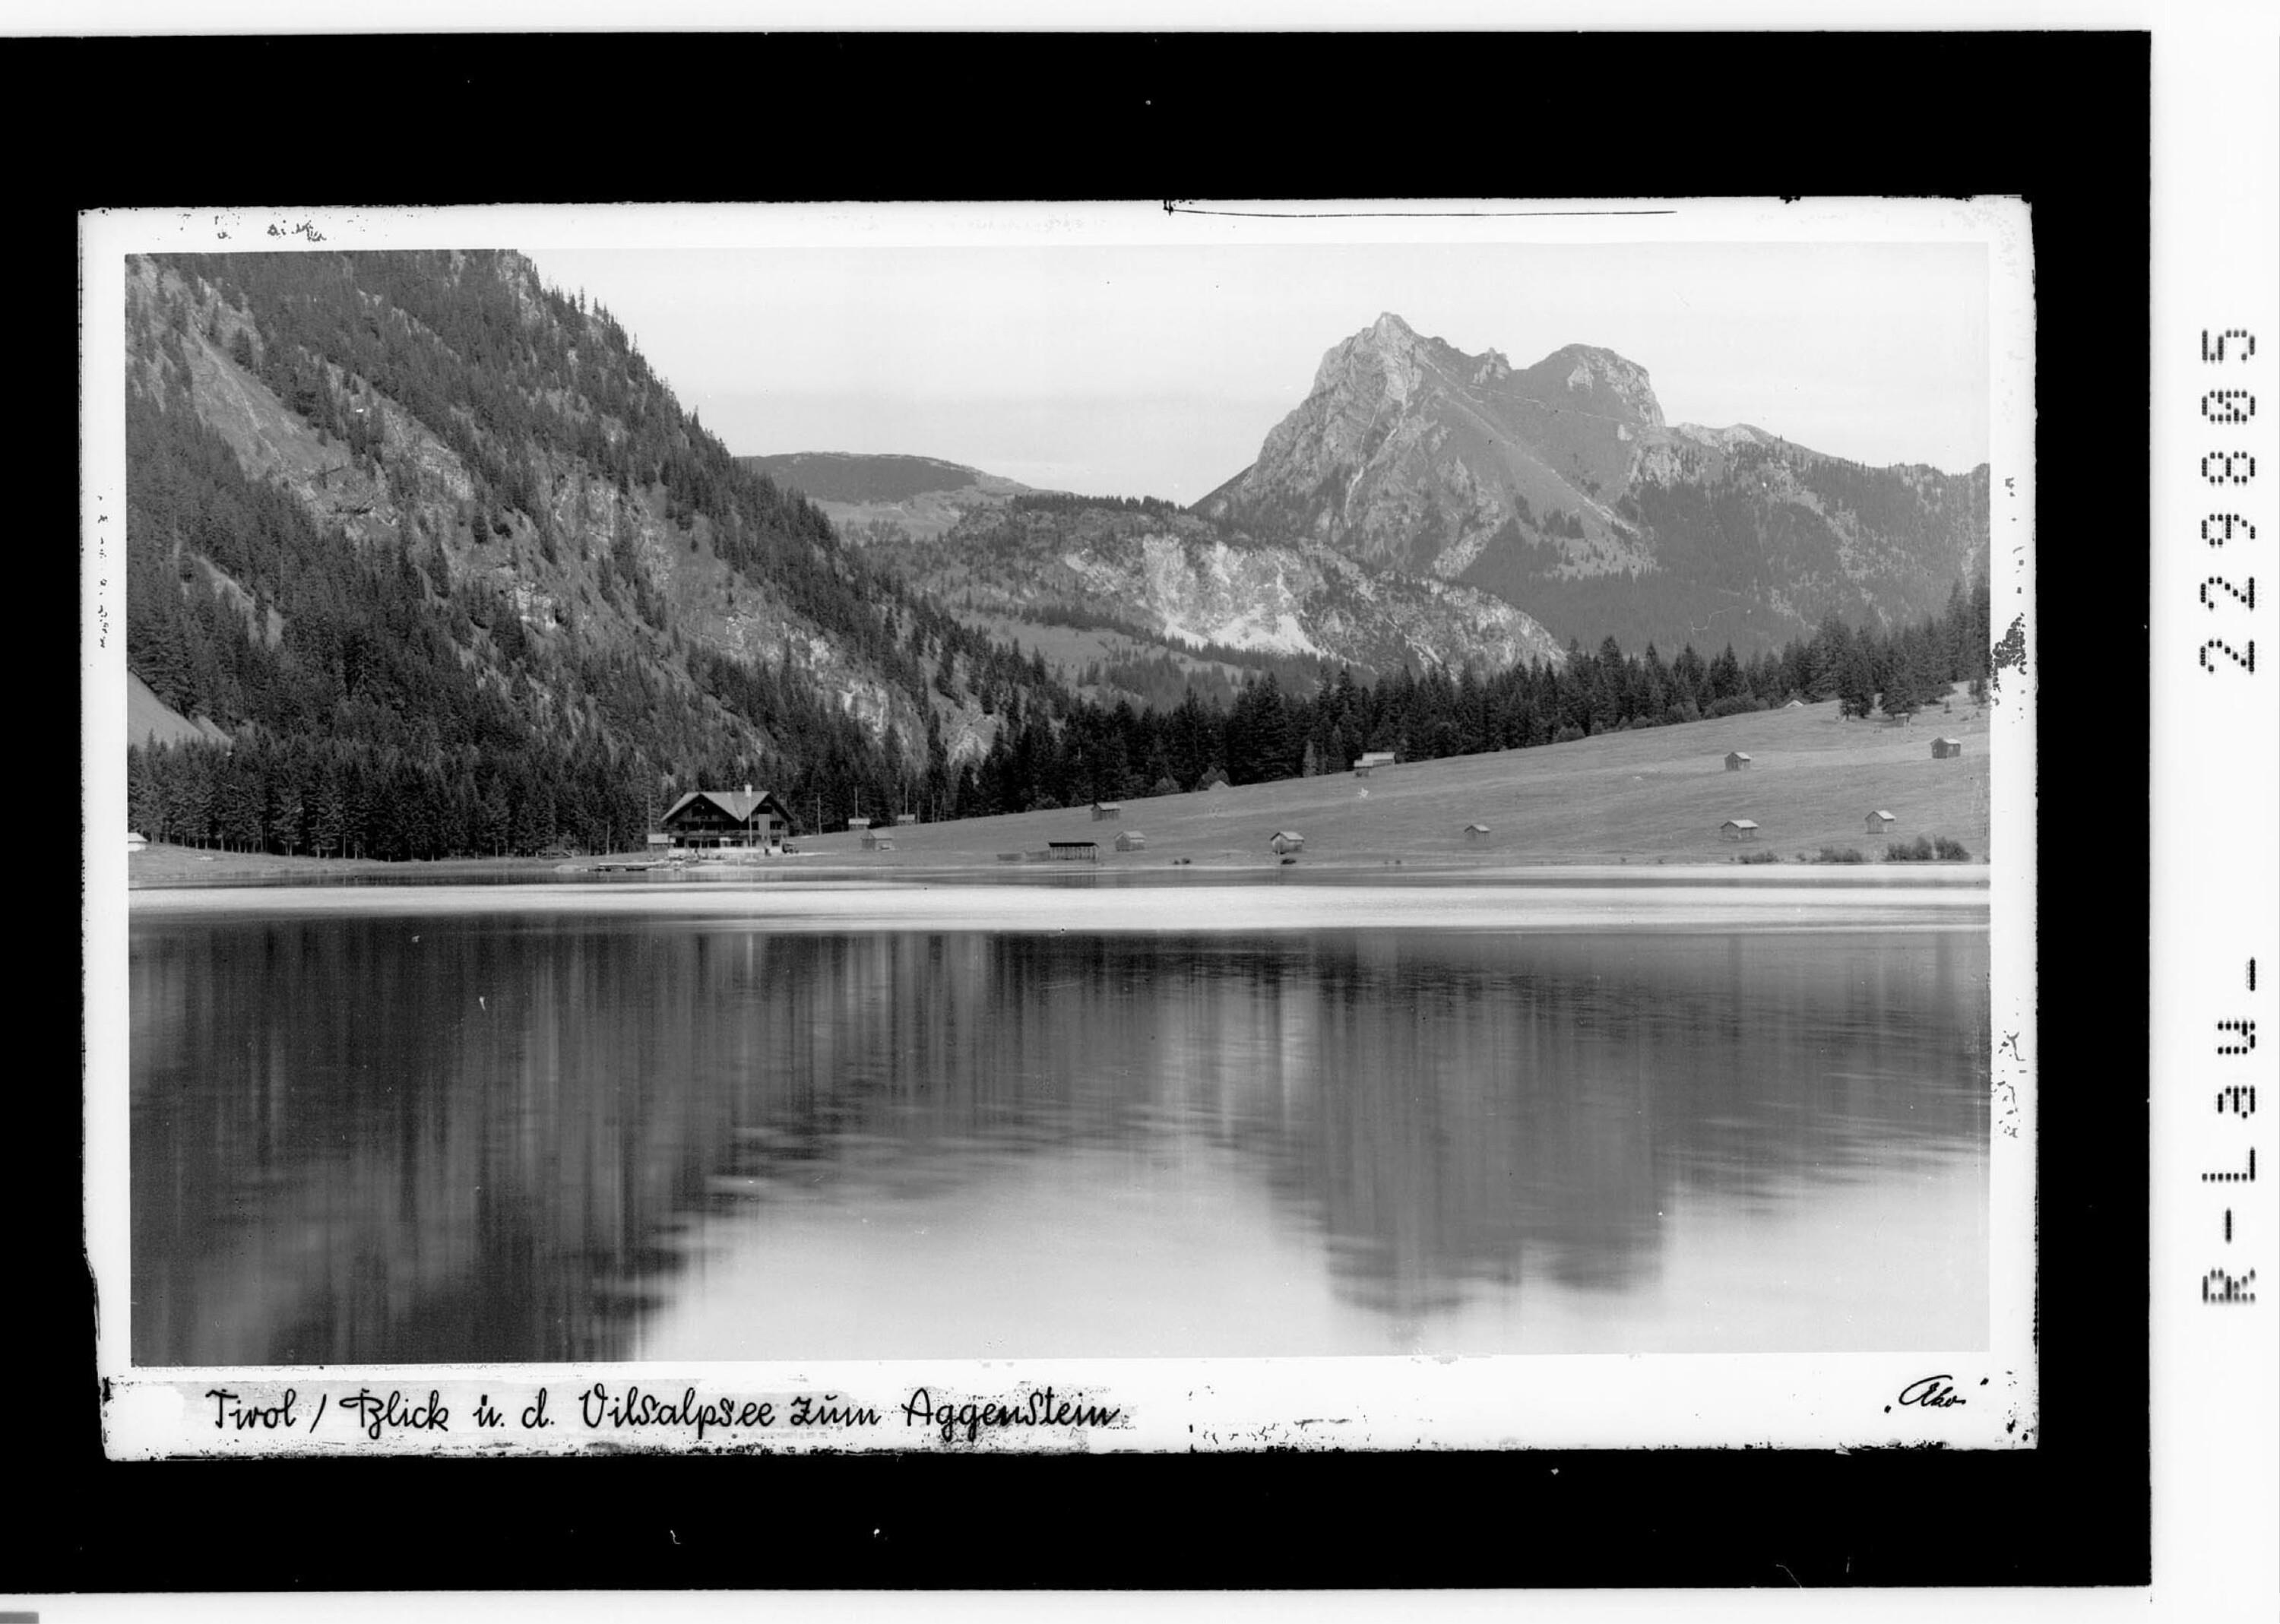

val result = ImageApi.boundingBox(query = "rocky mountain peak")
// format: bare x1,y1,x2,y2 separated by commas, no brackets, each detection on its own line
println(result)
1209,315,1673,576
1309,309,1426,402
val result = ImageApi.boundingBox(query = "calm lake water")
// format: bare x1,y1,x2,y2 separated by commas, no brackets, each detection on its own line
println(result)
128,891,1989,1363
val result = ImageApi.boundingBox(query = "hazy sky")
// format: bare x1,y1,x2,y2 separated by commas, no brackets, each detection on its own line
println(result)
529,240,1990,502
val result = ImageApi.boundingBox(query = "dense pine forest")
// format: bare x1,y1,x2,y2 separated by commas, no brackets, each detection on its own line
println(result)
928,578,1992,821
122,251,1069,856
122,249,1996,859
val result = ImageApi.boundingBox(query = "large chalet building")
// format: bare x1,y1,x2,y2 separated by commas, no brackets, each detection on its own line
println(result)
657,786,790,850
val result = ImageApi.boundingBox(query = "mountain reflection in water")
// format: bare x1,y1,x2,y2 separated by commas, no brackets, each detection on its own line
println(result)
130,915,1987,1364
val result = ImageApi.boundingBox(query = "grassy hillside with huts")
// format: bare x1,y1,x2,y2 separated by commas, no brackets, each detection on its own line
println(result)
774,689,1993,871
130,688,1994,887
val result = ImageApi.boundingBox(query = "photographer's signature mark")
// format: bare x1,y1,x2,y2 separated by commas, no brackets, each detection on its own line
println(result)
1886,1374,1977,1413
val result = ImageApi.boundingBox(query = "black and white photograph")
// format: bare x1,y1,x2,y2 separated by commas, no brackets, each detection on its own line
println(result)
84,198,2035,1455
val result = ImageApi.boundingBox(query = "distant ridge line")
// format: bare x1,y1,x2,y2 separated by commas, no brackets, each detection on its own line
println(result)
737,451,1031,505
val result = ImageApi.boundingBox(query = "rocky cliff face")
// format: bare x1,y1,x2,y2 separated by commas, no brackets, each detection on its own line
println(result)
1199,312,1667,578
892,498,1567,679
1199,313,1988,653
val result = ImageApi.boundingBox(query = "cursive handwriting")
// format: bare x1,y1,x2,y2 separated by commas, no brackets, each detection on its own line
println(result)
578,1382,774,1440
1895,1374,1967,1409
338,1387,450,1439
901,1385,1124,1444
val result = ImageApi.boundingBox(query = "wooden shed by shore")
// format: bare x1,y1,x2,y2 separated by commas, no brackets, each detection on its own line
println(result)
1269,831,1306,856
1114,831,1147,853
1091,801,1122,821
1463,823,1492,840
1932,737,1965,758
1725,751,1753,771
860,831,896,852
1720,818,1760,841
1047,840,1100,862
1867,809,1896,834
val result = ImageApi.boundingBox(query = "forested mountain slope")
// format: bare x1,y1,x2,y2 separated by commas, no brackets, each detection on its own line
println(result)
122,251,1061,853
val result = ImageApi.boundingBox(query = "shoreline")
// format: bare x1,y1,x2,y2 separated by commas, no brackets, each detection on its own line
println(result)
122,840,1990,893
125,866,1989,933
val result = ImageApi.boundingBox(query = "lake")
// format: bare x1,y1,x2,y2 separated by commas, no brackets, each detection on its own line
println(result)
126,879,1990,1364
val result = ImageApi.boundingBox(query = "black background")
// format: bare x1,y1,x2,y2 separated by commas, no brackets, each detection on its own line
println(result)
26,29,2147,1592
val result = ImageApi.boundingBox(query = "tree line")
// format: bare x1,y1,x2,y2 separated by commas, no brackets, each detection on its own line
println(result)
128,553,1989,854
933,576,1991,819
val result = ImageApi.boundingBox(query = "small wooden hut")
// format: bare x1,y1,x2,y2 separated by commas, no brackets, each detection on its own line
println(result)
1932,737,1965,759
1268,831,1306,856
1720,818,1760,841
1114,831,1148,853
1463,823,1492,840
1866,810,1896,835
1047,840,1100,862
1725,752,1753,771
1091,801,1122,821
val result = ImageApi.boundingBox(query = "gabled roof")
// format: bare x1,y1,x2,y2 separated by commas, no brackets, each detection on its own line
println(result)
1464,823,1492,833
1721,818,1759,829
1727,751,1753,760
1870,809,1895,821
1936,737,1962,746
660,788,783,825
1270,831,1305,842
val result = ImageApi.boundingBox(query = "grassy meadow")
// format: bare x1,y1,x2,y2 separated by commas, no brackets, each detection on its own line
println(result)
796,689,1993,872
124,689,1995,887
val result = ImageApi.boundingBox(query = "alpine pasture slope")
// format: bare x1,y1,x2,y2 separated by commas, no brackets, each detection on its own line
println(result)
790,688,1993,869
